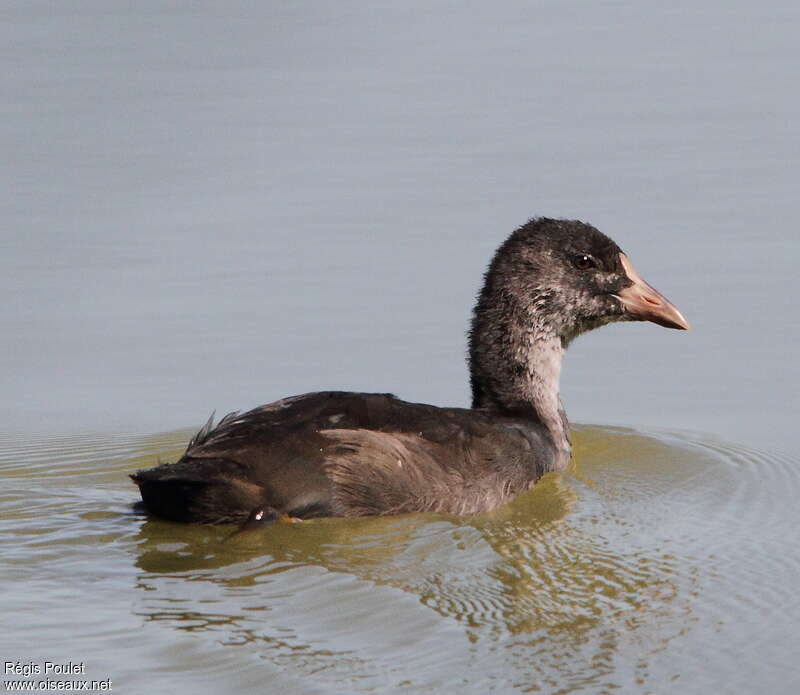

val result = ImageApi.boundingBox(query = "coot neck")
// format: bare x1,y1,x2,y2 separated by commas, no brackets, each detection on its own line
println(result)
469,307,571,471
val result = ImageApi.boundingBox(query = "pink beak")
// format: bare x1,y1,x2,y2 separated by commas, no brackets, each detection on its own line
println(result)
615,253,690,330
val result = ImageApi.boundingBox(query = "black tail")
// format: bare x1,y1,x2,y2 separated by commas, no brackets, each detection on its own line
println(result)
131,457,264,524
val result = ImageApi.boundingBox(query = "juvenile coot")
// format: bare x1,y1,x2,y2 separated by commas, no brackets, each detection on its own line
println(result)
132,218,688,524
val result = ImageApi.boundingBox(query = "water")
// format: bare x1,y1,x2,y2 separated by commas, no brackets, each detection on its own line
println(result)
2,1,799,692
2,428,798,693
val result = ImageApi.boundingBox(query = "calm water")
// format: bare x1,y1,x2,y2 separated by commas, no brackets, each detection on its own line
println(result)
2,1,799,693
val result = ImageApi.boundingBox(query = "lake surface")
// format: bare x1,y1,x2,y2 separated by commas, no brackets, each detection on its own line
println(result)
2,1,799,693
2,427,798,693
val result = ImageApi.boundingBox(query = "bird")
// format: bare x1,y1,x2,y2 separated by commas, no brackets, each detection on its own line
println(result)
131,217,688,525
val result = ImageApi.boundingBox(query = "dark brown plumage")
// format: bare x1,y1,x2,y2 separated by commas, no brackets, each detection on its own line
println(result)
132,217,688,524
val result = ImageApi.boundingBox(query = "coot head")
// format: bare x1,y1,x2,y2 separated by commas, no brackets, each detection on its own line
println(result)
476,218,687,344
469,218,688,416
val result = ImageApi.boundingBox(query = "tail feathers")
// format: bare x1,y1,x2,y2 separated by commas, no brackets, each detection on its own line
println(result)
186,410,241,451
131,458,264,524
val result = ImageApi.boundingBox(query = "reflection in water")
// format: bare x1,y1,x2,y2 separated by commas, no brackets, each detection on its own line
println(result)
2,426,799,693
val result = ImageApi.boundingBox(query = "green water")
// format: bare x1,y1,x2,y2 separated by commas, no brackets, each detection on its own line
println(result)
2,426,797,693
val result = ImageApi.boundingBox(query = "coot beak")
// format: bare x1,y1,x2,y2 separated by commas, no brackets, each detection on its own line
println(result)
615,253,690,330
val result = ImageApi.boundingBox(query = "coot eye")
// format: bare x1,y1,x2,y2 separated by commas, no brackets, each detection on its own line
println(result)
573,254,596,270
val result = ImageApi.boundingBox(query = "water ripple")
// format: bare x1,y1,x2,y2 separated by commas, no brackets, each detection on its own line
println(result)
1,426,799,693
